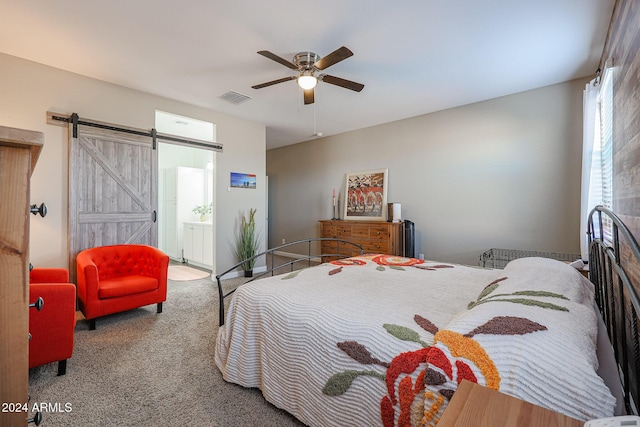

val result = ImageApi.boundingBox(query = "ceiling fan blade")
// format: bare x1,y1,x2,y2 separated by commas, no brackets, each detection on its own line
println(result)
314,46,353,70
252,76,297,89
303,88,314,105
257,50,299,70
321,75,364,92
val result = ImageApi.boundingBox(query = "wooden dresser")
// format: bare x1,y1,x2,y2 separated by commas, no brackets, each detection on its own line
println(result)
0,126,43,427
319,220,403,260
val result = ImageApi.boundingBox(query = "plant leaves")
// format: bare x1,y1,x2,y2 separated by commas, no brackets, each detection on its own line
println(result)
281,271,300,280
414,315,439,335
322,370,385,396
383,324,429,347
337,341,389,367
476,298,569,312
376,265,386,271
511,290,569,300
415,264,455,271
477,277,508,300
482,291,570,301
465,316,548,337
328,267,343,276
476,284,498,303
469,277,510,308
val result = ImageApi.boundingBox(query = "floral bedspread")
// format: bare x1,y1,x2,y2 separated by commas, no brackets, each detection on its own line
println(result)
214,255,615,426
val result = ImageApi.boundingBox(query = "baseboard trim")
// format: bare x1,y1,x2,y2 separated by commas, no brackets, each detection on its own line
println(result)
215,265,267,279
215,251,324,280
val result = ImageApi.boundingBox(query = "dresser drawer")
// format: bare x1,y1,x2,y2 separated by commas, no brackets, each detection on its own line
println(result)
362,241,390,254
369,225,390,240
322,224,337,238
336,226,352,237
352,226,371,238
341,245,364,257
321,240,336,252
319,220,404,258
321,239,360,261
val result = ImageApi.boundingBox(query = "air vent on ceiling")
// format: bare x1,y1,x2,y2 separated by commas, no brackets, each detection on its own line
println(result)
219,91,252,105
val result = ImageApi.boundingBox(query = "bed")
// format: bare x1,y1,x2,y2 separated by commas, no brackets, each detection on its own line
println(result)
214,207,639,426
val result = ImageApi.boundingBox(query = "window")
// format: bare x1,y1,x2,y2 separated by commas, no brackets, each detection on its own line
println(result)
598,68,613,216
590,66,614,243
582,65,614,257
155,110,216,142
594,68,613,242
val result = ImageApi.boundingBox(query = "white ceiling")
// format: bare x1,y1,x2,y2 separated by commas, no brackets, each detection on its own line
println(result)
0,0,614,150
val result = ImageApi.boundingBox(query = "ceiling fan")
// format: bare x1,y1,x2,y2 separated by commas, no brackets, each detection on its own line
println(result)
251,46,364,105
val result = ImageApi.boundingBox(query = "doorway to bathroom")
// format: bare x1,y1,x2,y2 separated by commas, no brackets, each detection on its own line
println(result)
155,111,217,273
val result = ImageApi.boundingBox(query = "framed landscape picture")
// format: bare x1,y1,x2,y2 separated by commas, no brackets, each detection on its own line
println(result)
230,172,256,189
343,168,388,221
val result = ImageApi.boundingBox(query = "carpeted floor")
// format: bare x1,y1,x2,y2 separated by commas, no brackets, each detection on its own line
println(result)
28,271,306,426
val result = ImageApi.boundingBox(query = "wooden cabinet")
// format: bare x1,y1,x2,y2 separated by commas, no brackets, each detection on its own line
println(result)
183,222,213,268
438,380,583,427
0,126,43,427
319,220,404,260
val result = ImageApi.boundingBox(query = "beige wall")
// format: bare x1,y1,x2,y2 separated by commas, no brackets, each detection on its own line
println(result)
0,52,266,274
267,78,587,265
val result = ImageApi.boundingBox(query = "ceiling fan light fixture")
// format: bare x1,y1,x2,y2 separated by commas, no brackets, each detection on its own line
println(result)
298,74,317,90
253,47,364,104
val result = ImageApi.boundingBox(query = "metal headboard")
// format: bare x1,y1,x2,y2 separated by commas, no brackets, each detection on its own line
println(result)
588,206,640,415
215,238,364,327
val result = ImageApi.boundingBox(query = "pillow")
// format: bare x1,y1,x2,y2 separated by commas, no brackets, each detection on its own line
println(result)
420,257,615,425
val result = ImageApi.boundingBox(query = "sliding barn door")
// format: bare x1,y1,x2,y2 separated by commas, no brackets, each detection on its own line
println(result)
68,125,157,280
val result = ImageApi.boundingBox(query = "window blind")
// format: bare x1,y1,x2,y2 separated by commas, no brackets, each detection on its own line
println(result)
598,67,614,242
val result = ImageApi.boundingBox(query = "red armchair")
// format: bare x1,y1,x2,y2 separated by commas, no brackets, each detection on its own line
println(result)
76,244,169,330
29,268,76,376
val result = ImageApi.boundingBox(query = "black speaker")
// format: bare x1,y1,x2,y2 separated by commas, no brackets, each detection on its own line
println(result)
404,220,415,258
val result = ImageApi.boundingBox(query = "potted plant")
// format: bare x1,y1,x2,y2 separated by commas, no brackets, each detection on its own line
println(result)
233,208,260,277
192,203,212,221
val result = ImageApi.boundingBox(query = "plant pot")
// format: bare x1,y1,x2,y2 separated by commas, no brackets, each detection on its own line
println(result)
200,214,207,221
244,269,253,278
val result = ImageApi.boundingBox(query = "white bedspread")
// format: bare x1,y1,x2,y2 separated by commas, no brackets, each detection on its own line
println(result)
214,255,615,426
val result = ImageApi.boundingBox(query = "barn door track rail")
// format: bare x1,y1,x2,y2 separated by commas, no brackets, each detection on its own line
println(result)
47,111,223,152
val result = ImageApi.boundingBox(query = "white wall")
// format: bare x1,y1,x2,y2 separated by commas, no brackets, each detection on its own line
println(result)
267,78,586,265
0,52,266,274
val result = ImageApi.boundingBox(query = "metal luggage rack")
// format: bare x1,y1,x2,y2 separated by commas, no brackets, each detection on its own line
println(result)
478,248,581,269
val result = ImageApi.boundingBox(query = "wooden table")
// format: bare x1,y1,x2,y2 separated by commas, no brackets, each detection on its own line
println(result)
437,380,584,427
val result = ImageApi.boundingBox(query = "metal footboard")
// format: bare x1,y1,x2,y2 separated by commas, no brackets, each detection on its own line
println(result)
215,238,363,326
588,206,640,415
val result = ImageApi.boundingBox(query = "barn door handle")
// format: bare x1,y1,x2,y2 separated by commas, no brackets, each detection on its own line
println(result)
30,202,47,217
152,211,157,222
